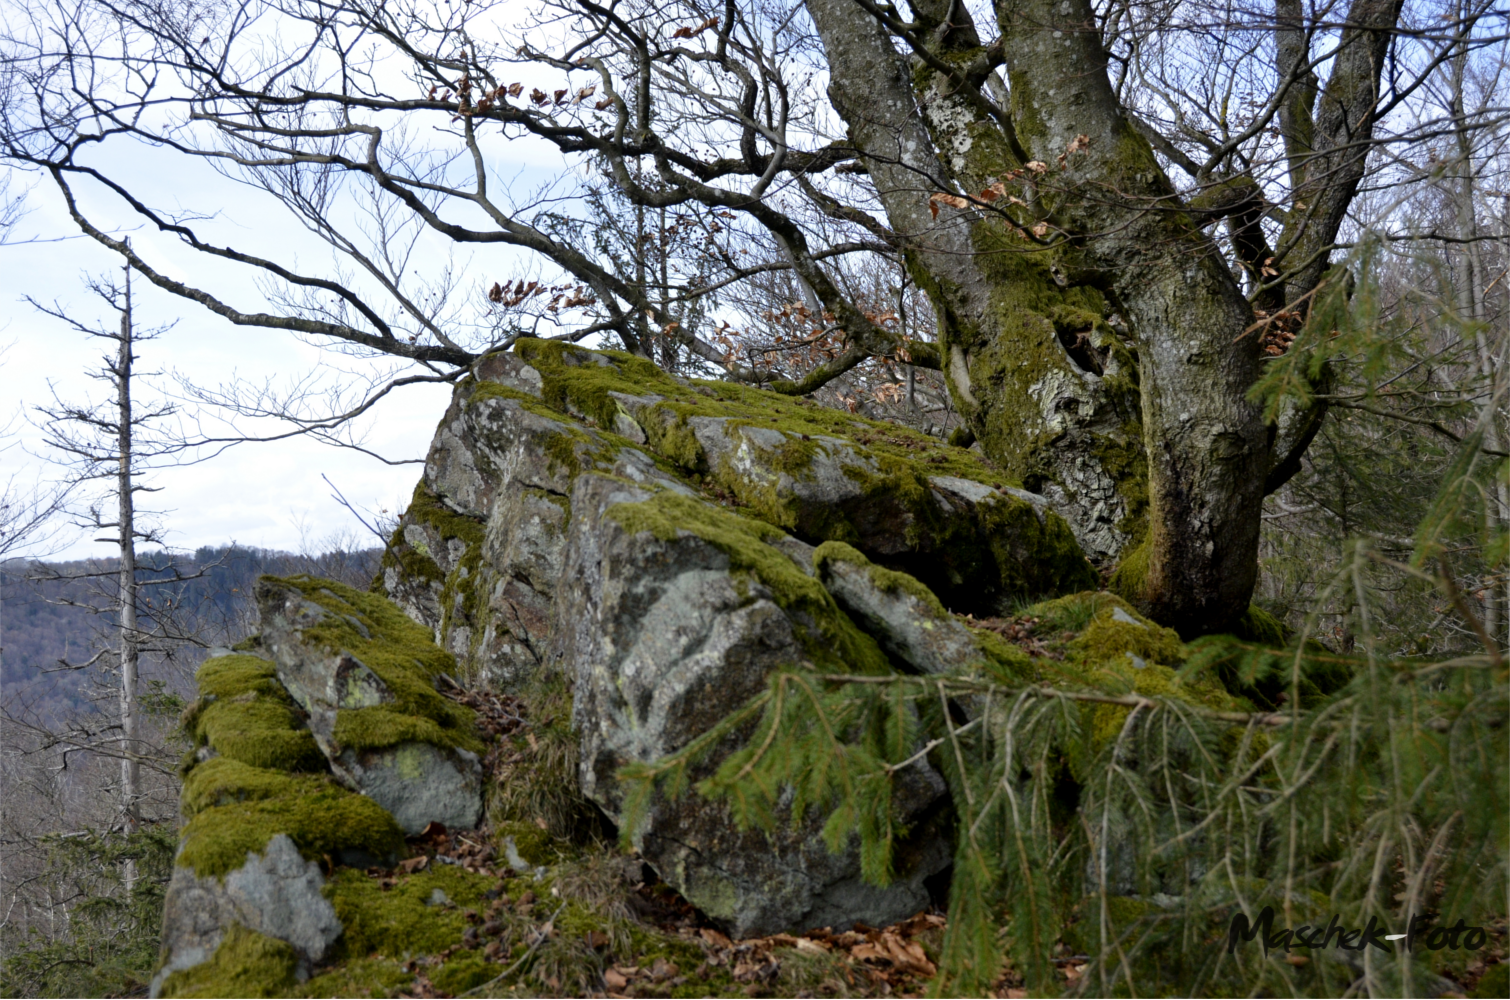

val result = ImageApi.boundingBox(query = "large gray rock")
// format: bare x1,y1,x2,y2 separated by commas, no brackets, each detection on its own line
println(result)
151,835,340,997
556,473,951,937
373,341,1100,934
258,580,484,834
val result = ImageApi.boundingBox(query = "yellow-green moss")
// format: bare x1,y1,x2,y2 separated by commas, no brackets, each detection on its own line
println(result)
177,762,403,879
195,654,285,700
478,341,1097,610
1067,606,1184,665
514,337,1009,488
182,757,312,816
1109,537,1151,602
157,923,301,999
493,820,563,867
1024,590,1128,634
376,482,448,593
265,575,482,755
968,627,1036,682
184,656,326,774
326,864,496,960
1014,594,1251,766
605,491,889,674
1234,604,1289,645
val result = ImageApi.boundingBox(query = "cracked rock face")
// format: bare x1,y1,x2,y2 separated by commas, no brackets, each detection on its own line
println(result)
151,835,339,998
376,342,1098,934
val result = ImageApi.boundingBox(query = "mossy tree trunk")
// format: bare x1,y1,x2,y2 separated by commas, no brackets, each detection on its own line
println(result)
805,0,1401,634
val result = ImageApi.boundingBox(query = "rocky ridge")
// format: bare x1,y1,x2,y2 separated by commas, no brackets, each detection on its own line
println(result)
153,341,1258,997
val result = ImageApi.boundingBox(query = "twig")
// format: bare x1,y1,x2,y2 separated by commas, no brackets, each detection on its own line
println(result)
459,901,566,997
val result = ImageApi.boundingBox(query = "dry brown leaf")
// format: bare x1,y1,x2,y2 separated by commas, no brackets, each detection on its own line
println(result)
1026,160,1048,173
603,968,628,990
700,928,734,950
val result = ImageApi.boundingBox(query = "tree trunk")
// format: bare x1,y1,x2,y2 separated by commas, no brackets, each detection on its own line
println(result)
1449,15,1503,649
807,0,1269,633
116,264,140,891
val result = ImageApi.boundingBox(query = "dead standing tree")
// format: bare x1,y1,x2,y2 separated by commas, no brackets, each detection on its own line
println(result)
26,262,190,886
0,0,1486,634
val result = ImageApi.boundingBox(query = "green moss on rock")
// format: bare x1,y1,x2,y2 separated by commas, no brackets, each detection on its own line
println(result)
1067,605,1184,666
812,540,947,617
157,923,301,998
267,575,482,755
183,655,326,774
176,763,404,880
474,340,1097,611
605,491,890,674
1234,604,1289,645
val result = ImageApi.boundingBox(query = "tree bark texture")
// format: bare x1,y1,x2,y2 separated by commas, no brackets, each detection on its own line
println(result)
805,0,1400,633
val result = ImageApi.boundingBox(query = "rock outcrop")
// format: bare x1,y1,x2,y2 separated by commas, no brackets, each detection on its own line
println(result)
156,340,1323,999
375,340,1097,936
257,578,485,834
155,581,483,996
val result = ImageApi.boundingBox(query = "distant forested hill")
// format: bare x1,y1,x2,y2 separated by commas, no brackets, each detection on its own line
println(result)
1,545,382,725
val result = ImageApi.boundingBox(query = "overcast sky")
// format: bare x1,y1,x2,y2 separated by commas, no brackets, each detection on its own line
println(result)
3,123,559,562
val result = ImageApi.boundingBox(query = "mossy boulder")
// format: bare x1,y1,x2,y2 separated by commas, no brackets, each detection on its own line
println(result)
157,650,408,998
813,540,990,675
558,473,951,937
152,836,340,998
257,576,485,834
367,341,1101,936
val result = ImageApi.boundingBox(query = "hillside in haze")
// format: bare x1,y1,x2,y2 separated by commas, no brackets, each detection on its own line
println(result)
1,545,383,726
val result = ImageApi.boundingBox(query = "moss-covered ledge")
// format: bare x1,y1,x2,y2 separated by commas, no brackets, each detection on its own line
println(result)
480,339,1097,612
258,575,482,756
175,653,405,881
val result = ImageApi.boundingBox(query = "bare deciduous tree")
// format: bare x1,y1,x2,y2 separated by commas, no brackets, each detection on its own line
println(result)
1,1,1505,634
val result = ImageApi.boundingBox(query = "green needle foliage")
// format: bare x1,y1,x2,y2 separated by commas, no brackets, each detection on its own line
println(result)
622,645,1505,997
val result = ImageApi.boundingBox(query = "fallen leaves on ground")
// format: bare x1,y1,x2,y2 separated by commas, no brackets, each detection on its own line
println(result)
965,613,1062,659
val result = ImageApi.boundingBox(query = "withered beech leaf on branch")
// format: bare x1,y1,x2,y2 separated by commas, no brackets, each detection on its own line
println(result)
671,17,720,39
928,192,973,218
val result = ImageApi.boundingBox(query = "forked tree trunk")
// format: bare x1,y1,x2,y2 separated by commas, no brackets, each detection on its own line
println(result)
805,0,1400,634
